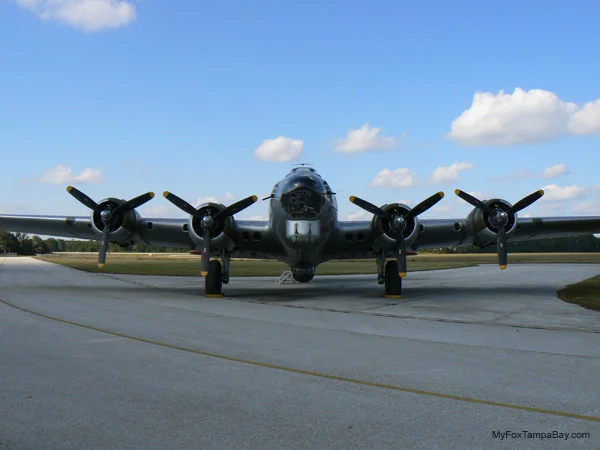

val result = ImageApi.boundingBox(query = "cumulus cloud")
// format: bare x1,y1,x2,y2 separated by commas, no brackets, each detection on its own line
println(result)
334,124,399,154
12,0,137,32
347,210,368,221
254,137,304,162
40,164,104,185
430,162,474,184
467,190,486,199
195,196,219,206
223,192,236,202
142,206,170,217
572,202,600,215
370,168,417,189
541,184,585,201
542,163,569,179
447,88,600,147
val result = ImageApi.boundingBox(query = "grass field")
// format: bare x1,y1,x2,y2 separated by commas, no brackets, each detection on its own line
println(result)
557,275,600,312
34,252,600,308
36,252,600,277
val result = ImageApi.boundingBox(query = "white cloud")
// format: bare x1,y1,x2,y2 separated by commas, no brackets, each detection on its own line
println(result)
13,0,136,32
334,124,398,154
347,210,368,221
195,197,219,206
430,162,474,184
40,164,104,185
541,184,585,201
569,99,600,135
142,206,169,217
224,192,237,202
254,137,304,162
248,215,267,221
542,164,568,179
370,168,417,189
447,88,600,147
467,190,486,199
432,205,455,213
572,202,600,215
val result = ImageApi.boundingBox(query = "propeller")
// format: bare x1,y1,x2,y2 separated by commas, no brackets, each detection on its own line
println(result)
455,189,544,269
349,192,445,277
163,192,257,276
66,186,155,269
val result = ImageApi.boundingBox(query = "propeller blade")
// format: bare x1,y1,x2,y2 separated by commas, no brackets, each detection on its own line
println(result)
213,195,258,222
114,192,155,215
163,191,202,217
454,189,493,214
200,227,211,276
509,190,544,214
497,225,508,270
396,231,407,278
67,186,101,212
98,224,110,270
349,196,388,218
405,191,445,222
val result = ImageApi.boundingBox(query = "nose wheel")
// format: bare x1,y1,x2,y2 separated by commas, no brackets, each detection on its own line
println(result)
384,260,403,298
205,260,224,297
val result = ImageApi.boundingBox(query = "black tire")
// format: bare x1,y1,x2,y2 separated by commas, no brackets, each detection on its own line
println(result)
384,260,402,296
205,260,223,295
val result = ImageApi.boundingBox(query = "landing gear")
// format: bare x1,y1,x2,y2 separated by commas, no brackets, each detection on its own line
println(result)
205,260,224,297
384,260,402,298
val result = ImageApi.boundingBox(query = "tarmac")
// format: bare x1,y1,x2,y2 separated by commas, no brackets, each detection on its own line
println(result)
1,256,600,449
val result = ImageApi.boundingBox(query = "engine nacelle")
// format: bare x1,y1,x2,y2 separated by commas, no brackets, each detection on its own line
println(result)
187,202,235,248
372,203,420,247
467,198,518,246
90,197,140,244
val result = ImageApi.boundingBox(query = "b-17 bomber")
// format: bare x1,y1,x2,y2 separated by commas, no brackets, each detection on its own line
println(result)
1,166,599,298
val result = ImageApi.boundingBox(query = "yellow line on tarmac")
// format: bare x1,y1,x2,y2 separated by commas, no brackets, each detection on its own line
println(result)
1,296,600,424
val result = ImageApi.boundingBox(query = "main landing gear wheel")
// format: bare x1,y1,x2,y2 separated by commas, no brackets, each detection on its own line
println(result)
384,260,402,298
205,260,224,297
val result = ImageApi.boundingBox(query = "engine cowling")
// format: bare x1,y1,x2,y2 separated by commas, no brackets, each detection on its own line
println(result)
89,197,140,244
467,198,518,246
372,203,420,247
186,202,235,247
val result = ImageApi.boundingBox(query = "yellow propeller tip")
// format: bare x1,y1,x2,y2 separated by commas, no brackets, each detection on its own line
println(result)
163,191,170,198
349,196,356,202
499,265,507,270
251,195,258,202
439,191,445,198
149,192,155,199
399,272,407,278
538,189,544,196
201,271,208,277
454,189,461,195
66,186,73,192
98,264,105,270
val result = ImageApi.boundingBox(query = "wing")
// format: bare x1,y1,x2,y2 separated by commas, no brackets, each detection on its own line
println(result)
322,215,600,260
0,214,97,240
0,214,285,258
509,216,600,241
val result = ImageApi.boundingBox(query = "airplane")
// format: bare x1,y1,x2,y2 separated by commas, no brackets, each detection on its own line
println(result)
1,165,600,298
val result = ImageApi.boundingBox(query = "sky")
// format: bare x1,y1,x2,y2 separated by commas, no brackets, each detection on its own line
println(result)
1,0,600,224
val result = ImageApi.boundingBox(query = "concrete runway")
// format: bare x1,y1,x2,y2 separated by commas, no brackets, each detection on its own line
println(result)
1,257,600,449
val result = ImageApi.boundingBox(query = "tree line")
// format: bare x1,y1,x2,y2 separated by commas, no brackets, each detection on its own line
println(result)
0,232,188,255
1,231,599,255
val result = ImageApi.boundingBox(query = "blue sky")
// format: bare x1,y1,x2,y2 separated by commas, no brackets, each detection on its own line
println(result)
1,0,599,223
